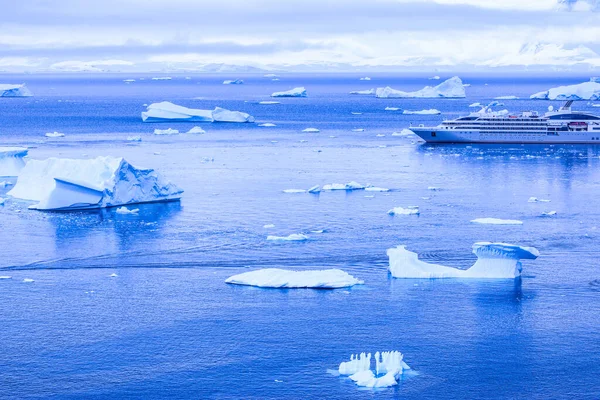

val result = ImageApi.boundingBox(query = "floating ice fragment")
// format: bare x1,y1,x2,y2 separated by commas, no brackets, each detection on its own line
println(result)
223,79,244,84
0,276,11,279
360,77,371,81
151,77,171,80
0,83,33,97
494,95,519,100
350,89,375,95
0,147,28,177
23,278,34,283
45,132,65,138
212,107,255,123
264,74,278,78
302,128,320,133
271,87,307,97
226,268,363,288
123,79,135,83
384,107,400,111
542,211,557,216
308,185,321,193
259,101,280,105
376,77,465,98
127,136,142,142
154,128,179,135
142,102,213,122
365,186,389,192
322,181,364,191
109,273,118,277
469,102,482,108
0,181,14,187
471,218,523,225
116,206,139,214
392,129,415,137
388,242,539,278
258,123,276,127
429,75,440,80
311,229,324,233
403,109,441,115
186,126,206,134
283,189,307,193
376,134,385,137
428,186,440,191
339,351,411,388
528,197,551,203
267,234,309,241
263,224,275,228
388,206,420,215
351,112,363,115
352,128,365,132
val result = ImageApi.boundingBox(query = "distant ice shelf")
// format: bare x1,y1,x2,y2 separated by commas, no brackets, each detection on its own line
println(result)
271,87,307,97
0,83,33,97
0,147,28,177
8,156,182,211
388,242,539,279
225,268,363,288
375,77,465,99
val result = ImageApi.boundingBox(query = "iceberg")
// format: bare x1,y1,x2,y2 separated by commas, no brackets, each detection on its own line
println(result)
283,189,307,193
142,102,213,122
258,123,276,127
223,79,244,84
338,351,411,388
185,126,206,134
8,156,182,211
151,77,171,80
302,128,320,133
225,268,363,289
115,206,139,214
387,242,539,279
388,206,420,215
469,102,482,108
45,132,65,138
154,128,179,135
471,218,523,225
530,80,600,100
212,107,255,123
494,95,519,100
385,107,400,111
429,75,441,80
360,77,371,81
259,101,280,105
271,87,307,97
322,181,364,191
542,211,557,216
0,84,33,97
376,77,465,98
351,128,364,132
127,136,142,142
267,234,309,241
402,109,441,115
349,89,375,95
392,129,415,137
0,147,28,177
365,186,389,192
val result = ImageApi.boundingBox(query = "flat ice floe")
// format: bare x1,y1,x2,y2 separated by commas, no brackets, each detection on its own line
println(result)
528,197,550,203
151,77,171,80
223,79,243,84
322,181,365,191
283,189,307,193
495,95,519,100
127,136,142,141
271,87,307,97
142,102,213,122
0,83,33,97
351,128,365,132
541,211,557,216
302,128,320,132
267,234,309,241
375,76,465,98
531,79,600,100
360,77,371,81
212,107,255,123
402,109,441,115
8,156,182,211
338,351,411,388
154,128,179,135
225,268,363,288
258,101,280,105
0,147,28,177
385,107,400,111
387,242,539,279
350,89,375,95
45,132,65,138
471,218,523,225
388,206,419,215
365,186,389,192
258,123,276,127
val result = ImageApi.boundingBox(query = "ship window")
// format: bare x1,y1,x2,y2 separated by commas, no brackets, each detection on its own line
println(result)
548,114,600,120
431,132,436,137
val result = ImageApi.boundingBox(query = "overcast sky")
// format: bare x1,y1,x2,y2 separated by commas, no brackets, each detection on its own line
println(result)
1,0,599,70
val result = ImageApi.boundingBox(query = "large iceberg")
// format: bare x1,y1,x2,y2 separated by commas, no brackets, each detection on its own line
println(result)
338,351,411,388
271,87,307,97
0,84,33,97
0,147,28,177
225,268,364,288
530,80,600,100
387,242,539,279
8,156,182,211
375,77,465,99
142,102,254,123
142,102,213,122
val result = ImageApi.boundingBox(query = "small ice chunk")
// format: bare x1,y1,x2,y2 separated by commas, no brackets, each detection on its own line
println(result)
402,109,441,115
267,234,309,241
110,273,118,277
469,102,482,108
494,95,519,100
339,351,411,388
0,275,11,279
392,129,415,137
471,218,523,225
307,185,321,193
528,197,550,203
45,132,65,138
0,181,13,187
302,128,320,133
376,134,385,137
226,268,363,288
223,79,244,84
271,87,307,97
127,136,142,142
429,75,441,80
259,101,280,105
263,224,275,228
388,206,420,215
264,74,279,78
23,278,34,283
428,186,440,191
542,211,557,216
283,189,306,193
385,107,400,111
154,128,179,135
259,123,276,127
365,186,389,192
352,128,365,132
311,229,324,233
186,126,206,134
322,181,364,191
151,77,172,80
359,77,371,81
350,89,375,95
123,79,135,83
351,112,363,115
115,206,139,214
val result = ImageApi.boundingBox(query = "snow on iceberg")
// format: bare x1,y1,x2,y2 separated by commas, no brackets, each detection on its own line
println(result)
0,83,33,97
154,128,179,135
225,268,363,289
322,181,365,191
267,234,309,241
142,102,213,122
338,351,411,388
402,109,441,115
388,206,419,215
350,89,375,95
271,87,307,97
8,156,182,211
376,77,466,99
471,218,523,225
223,79,244,84
530,80,600,100
0,147,28,177
387,242,539,279
212,107,255,123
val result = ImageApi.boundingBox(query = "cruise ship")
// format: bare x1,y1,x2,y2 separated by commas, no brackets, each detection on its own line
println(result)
411,101,600,144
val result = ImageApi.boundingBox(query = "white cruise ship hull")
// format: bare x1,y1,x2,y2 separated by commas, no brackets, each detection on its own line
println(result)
411,128,600,144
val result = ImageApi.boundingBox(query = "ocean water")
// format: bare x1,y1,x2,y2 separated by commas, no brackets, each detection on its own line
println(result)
1,73,600,399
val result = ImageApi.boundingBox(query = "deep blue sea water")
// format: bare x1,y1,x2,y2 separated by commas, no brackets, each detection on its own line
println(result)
1,73,600,399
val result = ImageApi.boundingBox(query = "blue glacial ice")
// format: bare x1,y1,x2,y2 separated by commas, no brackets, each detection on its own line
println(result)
271,87,307,97
338,351,411,388
0,83,32,97
530,79,600,100
375,76,465,98
0,147,28,177
8,156,182,211
225,268,363,288
387,242,539,279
